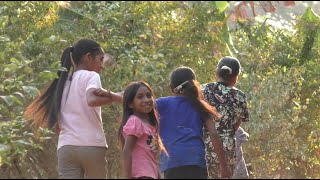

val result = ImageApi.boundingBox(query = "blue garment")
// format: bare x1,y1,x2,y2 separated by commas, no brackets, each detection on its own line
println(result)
156,96,207,173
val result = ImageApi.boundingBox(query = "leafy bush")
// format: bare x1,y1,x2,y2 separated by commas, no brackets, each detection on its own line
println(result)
0,1,319,179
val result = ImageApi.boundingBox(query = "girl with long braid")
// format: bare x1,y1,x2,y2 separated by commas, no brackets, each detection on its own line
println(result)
25,38,122,179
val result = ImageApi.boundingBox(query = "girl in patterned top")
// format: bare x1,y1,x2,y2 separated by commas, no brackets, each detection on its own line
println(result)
202,56,249,179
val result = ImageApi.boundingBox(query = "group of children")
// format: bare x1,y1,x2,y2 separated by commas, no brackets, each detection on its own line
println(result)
25,38,249,179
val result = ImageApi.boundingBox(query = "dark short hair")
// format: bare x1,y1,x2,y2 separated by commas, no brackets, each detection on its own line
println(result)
217,56,241,81
170,66,196,90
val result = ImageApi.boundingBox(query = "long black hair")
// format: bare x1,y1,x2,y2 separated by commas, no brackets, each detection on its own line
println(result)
118,81,166,153
25,38,102,130
170,66,221,121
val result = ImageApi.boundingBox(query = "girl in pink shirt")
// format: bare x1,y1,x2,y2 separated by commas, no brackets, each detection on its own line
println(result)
119,81,166,179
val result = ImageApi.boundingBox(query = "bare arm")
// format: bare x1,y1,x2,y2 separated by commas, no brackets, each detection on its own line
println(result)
205,118,232,178
93,88,123,103
121,135,138,179
111,91,124,102
86,88,122,107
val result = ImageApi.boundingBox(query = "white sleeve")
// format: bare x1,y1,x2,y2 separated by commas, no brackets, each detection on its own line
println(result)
86,72,101,91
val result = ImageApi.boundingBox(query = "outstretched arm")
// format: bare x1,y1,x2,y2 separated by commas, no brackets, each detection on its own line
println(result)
93,88,123,102
121,135,138,179
205,119,232,178
86,88,123,107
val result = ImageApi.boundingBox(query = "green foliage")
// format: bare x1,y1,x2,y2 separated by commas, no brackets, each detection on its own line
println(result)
232,7,320,178
0,1,319,179
0,118,53,165
0,2,62,177
298,6,320,65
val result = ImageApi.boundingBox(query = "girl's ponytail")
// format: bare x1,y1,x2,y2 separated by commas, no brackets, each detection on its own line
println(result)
25,38,102,132
25,47,73,130
170,66,221,122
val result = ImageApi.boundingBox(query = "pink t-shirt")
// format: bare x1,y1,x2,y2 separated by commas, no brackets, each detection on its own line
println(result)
123,115,159,179
57,70,107,150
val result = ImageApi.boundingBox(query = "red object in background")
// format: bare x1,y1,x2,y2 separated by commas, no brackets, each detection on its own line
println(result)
283,1,296,6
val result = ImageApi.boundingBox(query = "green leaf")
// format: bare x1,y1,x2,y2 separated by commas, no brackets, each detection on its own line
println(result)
214,1,229,12
4,63,19,70
0,95,13,106
0,35,10,42
4,67,11,72
22,86,39,97
15,140,32,146
13,92,25,100
0,144,9,152
24,66,33,74
0,16,8,29
283,66,287,73
11,95,23,106
10,58,20,64
301,6,320,22
39,70,58,80
50,60,61,68
40,136,52,141
56,66,68,72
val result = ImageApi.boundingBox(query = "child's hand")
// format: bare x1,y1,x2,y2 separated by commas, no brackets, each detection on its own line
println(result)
93,88,111,97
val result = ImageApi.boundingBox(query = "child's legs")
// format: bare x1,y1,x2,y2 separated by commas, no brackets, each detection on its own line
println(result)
164,165,207,179
77,146,107,179
57,145,84,179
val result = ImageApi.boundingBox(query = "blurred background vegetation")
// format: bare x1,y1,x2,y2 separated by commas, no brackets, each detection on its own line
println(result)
0,1,319,178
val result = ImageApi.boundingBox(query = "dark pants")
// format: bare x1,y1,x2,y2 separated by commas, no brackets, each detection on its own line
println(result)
164,165,208,179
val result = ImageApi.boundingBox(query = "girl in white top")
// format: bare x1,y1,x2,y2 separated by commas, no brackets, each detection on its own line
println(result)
25,38,122,179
